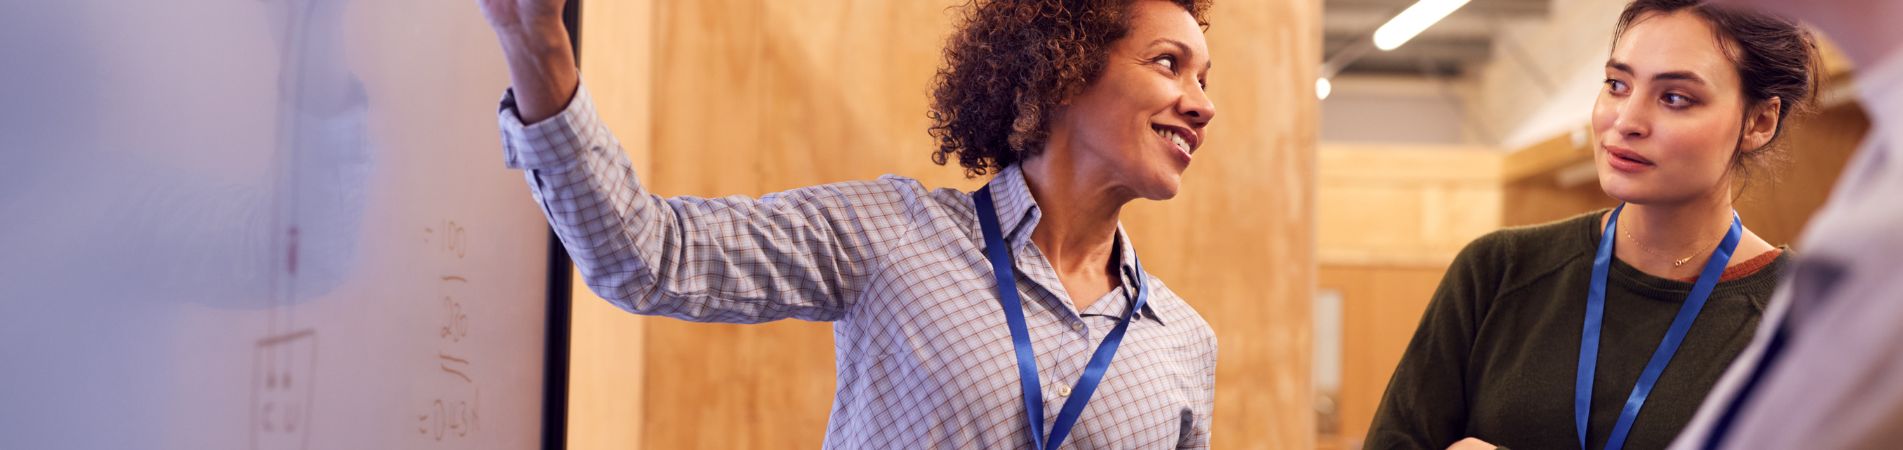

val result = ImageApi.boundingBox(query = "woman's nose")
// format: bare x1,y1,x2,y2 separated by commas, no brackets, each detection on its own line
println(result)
1181,83,1215,127
1612,98,1650,139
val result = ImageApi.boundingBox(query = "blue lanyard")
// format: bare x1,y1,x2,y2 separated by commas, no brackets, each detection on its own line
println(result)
974,185,1148,450
1576,204,1742,450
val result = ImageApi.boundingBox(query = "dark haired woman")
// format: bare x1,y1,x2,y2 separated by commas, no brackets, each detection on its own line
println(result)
1363,1,1820,450
479,0,1218,448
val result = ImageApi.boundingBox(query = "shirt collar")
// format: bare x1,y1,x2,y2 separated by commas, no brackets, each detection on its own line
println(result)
1112,224,1166,325
984,164,1164,325
985,164,1040,247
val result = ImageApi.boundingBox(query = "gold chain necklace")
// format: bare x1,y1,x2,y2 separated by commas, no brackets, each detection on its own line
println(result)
1621,216,1720,267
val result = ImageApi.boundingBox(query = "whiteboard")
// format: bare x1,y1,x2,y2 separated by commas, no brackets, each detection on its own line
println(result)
0,0,556,449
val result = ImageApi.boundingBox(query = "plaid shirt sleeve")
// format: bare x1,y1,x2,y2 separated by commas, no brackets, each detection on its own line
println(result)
497,85,875,323
1190,340,1217,448
1177,279,1218,449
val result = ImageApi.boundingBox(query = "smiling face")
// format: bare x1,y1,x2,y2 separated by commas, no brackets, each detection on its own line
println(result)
1593,10,1779,205
1045,0,1214,201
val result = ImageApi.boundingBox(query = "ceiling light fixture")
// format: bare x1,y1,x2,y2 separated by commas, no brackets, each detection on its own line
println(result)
1373,0,1472,51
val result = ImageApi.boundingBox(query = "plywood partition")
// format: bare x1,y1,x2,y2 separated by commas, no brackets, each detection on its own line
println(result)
571,0,1321,448
569,0,656,449
1318,144,1503,266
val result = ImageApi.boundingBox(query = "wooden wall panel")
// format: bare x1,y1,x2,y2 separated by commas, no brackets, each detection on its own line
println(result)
1317,144,1502,266
1501,175,1620,227
565,274,648,450
570,0,655,448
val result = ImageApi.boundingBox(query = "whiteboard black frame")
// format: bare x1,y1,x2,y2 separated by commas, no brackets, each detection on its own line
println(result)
539,1,581,448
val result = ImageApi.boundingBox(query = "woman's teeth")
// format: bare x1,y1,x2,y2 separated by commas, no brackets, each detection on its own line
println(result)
1157,128,1190,153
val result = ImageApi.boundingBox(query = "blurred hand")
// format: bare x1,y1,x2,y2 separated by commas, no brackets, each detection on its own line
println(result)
476,0,564,35
475,0,577,123
1447,438,1497,450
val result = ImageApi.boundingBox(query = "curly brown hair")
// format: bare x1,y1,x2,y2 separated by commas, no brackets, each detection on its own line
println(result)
927,0,1212,178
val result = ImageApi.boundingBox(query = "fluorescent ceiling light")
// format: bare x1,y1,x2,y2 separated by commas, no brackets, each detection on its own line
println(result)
1316,78,1332,100
1373,0,1471,51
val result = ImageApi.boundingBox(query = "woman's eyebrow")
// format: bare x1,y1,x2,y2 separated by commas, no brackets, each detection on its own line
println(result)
1607,59,1706,85
1650,71,1706,85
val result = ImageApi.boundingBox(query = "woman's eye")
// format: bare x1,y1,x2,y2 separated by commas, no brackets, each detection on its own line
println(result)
1605,79,1628,94
1157,56,1175,71
1662,93,1692,107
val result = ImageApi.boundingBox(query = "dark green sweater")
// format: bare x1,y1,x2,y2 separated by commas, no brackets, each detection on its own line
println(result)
1363,210,1791,450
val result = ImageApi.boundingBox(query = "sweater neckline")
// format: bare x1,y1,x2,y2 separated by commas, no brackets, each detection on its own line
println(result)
1573,209,1790,309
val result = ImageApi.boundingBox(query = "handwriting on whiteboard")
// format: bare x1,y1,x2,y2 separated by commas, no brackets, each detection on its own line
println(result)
422,220,468,259
419,220,480,442
253,329,317,450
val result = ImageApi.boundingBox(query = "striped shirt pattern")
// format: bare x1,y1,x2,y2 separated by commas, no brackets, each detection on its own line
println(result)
497,85,1218,449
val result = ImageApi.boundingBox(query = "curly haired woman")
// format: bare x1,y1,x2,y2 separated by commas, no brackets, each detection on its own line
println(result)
479,0,1220,447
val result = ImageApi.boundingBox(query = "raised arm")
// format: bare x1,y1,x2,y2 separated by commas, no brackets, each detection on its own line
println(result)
479,0,882,324
477,0,578,124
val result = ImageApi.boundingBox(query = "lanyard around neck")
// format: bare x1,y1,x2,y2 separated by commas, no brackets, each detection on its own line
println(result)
974,185,1148,450
1576,203,1742,450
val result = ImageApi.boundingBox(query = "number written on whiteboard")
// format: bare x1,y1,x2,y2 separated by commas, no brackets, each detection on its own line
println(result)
422,221,467,259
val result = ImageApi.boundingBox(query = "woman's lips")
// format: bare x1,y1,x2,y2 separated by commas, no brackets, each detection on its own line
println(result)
1605,145,1654,173
1155,126,1193,164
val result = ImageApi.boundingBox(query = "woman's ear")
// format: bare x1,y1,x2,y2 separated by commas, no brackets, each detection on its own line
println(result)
1740,96,1783,153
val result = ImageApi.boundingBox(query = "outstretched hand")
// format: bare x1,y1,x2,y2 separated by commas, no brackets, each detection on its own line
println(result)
476,0,578,124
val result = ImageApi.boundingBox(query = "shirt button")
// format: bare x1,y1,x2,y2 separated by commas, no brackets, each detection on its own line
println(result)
1056,385,1072,397
1070,322,1084,331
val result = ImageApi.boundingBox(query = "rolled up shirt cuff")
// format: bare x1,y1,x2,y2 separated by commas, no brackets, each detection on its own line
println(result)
497,82,600,171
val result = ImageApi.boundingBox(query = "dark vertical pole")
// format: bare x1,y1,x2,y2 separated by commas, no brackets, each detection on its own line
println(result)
540,2,581,449
540,227,573,450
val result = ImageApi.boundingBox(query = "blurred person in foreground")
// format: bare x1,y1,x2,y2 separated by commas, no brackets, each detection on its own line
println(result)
1664,0,1903,449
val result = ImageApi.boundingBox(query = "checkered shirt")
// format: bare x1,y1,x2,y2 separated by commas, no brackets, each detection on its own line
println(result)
498,84,1218,449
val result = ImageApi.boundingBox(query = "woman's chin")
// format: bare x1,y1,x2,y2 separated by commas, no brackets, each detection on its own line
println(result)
1116,174,1179,201
1143,176,1183,201
1599,176,1699,206
1120,164,1184,201
1598,170,1652,203
1599,181,1646,205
